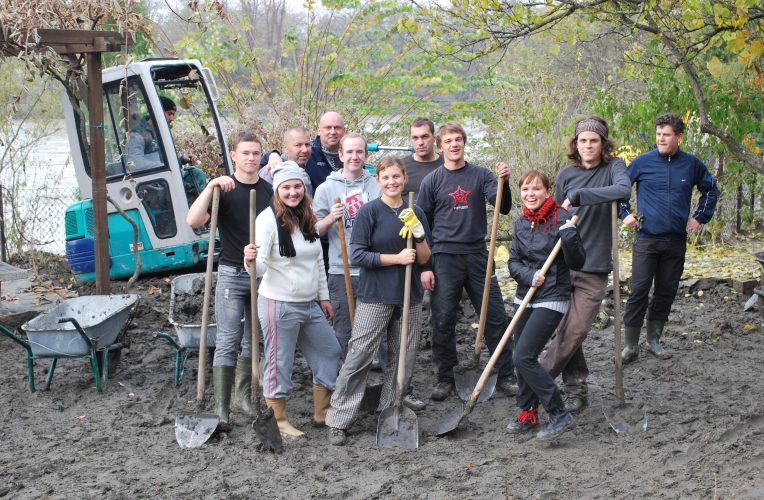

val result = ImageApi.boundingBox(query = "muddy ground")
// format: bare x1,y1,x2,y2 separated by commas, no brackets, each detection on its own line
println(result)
1,255,764,499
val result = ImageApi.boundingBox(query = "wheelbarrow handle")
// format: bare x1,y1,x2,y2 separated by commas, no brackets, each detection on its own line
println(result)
58,317,96,350
152,331,181,351
0,323,32,355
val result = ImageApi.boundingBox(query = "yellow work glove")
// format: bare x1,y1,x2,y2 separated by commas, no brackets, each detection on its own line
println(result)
398,208,425,242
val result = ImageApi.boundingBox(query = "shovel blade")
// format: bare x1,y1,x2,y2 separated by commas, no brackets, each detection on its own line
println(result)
434,403,469,436
360,383,384,413
252,406,284,453
454,370,496,403
175,413,220,449
377,406,418,449
604,404,649,436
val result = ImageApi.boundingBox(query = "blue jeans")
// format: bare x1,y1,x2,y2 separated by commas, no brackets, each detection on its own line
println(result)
212,265,253,367
430,251,513,383
259,296,342,398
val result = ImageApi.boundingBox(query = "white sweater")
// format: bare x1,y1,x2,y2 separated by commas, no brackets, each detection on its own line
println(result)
251,208,329,302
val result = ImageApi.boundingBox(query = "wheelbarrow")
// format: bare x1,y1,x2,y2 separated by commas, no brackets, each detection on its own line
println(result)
152,272,220,387
0,294,139,392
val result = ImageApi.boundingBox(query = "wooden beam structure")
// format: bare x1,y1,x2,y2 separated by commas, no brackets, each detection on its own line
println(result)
0,29,133,294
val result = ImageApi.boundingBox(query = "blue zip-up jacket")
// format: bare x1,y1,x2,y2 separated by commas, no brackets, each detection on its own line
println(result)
620,148,717,240
305,135,340,190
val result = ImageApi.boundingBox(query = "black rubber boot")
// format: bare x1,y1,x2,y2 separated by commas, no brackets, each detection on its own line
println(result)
213,365,235,431
621,326,641,364
231,357,256,417
646,320,672,359
537,407,575,441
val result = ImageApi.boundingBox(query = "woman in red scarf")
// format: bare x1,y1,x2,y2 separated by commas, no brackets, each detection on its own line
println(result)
507,170,586,440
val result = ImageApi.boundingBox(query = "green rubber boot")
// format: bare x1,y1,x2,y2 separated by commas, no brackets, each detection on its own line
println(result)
232,357,256,417
213,365,235,431
621,326,641,364
646,320,672,360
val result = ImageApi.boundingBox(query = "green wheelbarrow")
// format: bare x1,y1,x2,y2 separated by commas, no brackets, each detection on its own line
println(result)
0,294,139,392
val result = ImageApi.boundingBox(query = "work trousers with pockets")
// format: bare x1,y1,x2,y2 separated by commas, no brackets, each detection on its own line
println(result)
325,302,421,431
513,306,565,412
539,270,608,398
259,296,342,399
430,251,512,383
623,235,687,327
213,264,253,367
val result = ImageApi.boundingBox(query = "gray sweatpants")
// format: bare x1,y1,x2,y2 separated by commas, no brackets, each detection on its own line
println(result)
325,301,421,430
258,295,342,399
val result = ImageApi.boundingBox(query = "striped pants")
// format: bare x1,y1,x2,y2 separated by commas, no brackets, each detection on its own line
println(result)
325,301,421,431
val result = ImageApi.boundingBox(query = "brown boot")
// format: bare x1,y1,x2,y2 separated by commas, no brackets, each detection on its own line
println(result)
312,384,332,427
265,397,304,438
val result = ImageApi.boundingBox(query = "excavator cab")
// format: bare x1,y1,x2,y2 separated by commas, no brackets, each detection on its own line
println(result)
64,59,231,280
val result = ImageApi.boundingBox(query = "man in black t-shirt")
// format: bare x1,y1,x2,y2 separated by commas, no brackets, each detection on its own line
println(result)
417,122,515,402
187,130,273,430
403,117,443,196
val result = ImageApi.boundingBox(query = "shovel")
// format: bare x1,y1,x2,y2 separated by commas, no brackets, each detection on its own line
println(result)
377,193,418,449
603,201,648,436
334,196,357,327
334,196,384,407
435,215,577,436
248,190,283,452
175,186,220,449
454,179,504,402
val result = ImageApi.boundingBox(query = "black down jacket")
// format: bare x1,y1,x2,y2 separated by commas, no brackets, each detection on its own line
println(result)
509,207,586,303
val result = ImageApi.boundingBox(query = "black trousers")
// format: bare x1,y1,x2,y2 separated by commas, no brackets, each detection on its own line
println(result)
430,251,513,383
623,235,687,328
513,305,564,412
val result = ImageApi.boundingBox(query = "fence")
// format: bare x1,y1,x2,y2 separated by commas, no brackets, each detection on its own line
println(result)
0,184,80,257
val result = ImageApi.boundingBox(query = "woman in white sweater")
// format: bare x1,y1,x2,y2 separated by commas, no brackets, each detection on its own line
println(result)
244,161,341,438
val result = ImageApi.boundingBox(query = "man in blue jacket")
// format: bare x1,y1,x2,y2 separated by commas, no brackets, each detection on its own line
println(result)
620,113,718,363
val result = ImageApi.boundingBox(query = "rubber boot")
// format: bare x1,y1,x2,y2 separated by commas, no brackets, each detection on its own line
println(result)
231,357,256,417
213,365,235,432
312,384,332,427
646,320,672,359
620,326,641,364
265,398,304,438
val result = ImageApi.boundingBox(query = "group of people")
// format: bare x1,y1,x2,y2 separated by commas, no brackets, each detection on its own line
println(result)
186,110,717,445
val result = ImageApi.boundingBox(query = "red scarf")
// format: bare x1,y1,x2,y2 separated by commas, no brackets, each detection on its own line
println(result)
523,196,558,231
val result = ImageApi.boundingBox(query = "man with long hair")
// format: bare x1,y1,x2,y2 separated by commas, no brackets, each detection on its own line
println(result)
538,116,631,414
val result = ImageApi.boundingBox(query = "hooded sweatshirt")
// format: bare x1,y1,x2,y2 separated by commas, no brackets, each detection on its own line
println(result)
313,169,381,275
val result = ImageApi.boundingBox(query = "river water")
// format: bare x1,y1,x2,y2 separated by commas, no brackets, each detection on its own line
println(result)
1,120,77,255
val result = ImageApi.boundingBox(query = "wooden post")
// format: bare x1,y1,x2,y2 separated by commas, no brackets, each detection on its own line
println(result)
86,52,110,294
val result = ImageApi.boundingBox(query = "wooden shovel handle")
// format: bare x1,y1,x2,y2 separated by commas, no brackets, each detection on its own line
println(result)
197,186,219,402
468,215,579,406
474,178,504,357
334,197,356,326
394,193,416,405
250,190,260,401
612,201,624,403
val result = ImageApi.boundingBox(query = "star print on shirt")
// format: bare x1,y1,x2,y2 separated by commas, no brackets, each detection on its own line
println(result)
449,185,471,209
